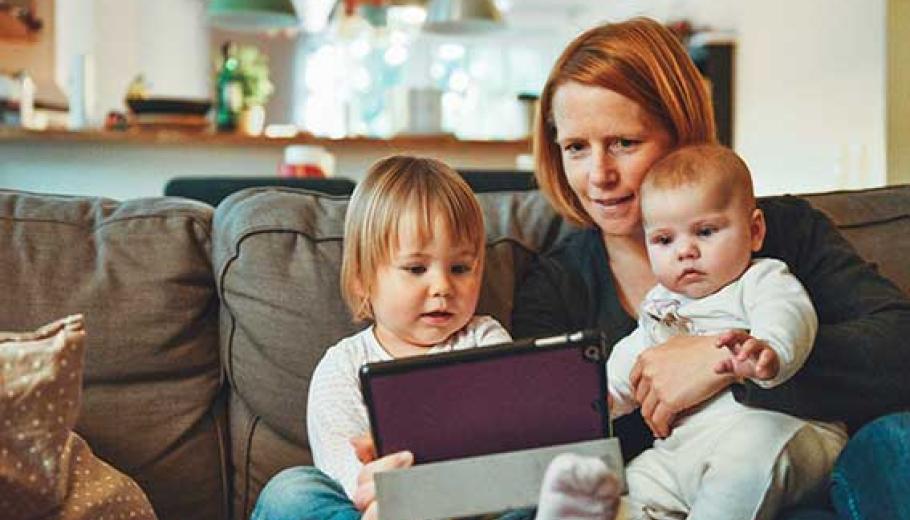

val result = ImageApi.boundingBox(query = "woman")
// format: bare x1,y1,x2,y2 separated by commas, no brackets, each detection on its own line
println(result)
513,17,910,519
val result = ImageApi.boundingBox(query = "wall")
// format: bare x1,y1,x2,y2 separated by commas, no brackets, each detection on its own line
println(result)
888,0,910,185
54,0,210,127
0,0,894,200
733,0,886,195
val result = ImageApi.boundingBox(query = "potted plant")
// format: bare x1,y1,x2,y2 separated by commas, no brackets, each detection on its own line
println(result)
235,44,274,136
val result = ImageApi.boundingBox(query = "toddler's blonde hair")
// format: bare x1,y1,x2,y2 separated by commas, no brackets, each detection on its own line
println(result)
340,155,485,321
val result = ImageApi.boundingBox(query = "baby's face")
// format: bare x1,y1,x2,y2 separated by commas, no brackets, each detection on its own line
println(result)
641,183,764,299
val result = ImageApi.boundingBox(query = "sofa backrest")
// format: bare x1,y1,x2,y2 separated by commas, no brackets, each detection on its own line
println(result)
0,190,228,520
800,185,910,293
212,187,568,519
213,183,910,519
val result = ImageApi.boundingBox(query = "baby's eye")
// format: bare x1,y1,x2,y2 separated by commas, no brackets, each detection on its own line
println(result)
696,226,717,237
402,265,427,275
650,235,672,246
451,263,473,275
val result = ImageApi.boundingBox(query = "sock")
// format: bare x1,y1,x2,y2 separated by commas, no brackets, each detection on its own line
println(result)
535,453,620,520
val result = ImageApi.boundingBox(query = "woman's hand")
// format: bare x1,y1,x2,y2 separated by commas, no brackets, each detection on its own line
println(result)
349,434,414,520
630,334,736,438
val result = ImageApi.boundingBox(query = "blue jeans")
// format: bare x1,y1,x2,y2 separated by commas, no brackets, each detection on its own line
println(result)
830,412,910,520
251,466,535,520
251,467,359,520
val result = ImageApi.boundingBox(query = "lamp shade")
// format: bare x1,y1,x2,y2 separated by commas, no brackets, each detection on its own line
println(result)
208,0,298,31
424,0,502,34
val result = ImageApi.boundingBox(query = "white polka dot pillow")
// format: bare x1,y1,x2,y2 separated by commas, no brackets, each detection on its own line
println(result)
0,315,157,520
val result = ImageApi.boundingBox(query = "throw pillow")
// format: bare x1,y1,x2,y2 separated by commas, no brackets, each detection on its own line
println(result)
0,315,157,520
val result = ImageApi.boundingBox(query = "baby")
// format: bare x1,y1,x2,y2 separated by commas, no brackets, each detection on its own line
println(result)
544,145,848,520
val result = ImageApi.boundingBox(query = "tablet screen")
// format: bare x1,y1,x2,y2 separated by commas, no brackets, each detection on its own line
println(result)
360,331,610,464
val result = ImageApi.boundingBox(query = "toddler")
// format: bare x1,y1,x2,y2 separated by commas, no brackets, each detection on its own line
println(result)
307,155,514,518
544,145,849,520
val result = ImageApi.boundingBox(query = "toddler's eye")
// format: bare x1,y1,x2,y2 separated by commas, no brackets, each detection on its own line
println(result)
697,227,717,237
403,265,427,275
651,235,672,246
451,264,473,275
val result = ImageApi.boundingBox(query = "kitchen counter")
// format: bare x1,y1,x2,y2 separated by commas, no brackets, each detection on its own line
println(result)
0,127,533,200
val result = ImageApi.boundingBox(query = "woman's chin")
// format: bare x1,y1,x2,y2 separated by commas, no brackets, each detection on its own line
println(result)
595,218,643,239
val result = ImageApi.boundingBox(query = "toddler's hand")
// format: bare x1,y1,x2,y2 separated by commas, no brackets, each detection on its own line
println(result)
350,434,413,519
713,330,779,381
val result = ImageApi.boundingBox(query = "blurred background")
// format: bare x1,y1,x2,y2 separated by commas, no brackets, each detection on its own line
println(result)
0,0,907,200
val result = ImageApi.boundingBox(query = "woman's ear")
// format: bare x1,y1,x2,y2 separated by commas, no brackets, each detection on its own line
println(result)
750,208,767,252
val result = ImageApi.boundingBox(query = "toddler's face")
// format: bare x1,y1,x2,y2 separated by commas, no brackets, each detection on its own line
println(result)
368,218,482,358
642,183,764,299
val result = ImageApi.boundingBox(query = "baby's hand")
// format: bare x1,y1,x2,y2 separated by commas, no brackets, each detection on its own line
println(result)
713,330,779,381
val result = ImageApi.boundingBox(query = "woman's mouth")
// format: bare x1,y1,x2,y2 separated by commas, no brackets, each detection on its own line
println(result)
592,194,635,213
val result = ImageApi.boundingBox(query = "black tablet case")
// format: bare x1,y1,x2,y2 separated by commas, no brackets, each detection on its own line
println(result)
360,330,611,464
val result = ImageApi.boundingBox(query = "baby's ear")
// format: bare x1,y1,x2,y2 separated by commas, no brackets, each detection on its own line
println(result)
750,208,767,252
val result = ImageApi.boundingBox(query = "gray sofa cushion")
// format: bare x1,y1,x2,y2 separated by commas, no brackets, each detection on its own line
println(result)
0,191,227,520
801,185,910,293
212,187,568,519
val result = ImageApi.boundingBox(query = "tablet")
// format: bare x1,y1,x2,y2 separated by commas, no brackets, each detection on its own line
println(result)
360,330,611,464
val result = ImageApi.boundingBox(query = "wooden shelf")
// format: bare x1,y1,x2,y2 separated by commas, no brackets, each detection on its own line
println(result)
0,127,531,153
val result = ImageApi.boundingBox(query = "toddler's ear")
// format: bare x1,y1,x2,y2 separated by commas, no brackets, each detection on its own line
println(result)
750,208,767,252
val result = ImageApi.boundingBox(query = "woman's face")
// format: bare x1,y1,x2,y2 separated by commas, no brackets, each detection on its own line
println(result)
552,82,674,237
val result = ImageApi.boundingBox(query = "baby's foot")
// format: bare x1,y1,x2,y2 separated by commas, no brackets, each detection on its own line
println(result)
535,453,620,520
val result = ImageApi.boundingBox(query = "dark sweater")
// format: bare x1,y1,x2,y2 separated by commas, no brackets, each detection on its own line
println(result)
512,195,910,460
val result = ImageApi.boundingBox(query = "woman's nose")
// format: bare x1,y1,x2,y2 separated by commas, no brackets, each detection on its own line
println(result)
590,149,619,188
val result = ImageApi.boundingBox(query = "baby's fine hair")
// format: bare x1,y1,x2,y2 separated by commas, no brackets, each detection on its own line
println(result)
642,144,756,210
340,155,485,321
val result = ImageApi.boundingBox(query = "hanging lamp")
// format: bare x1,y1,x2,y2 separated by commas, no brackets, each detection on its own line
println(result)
208,0,299,31
423,0,502,34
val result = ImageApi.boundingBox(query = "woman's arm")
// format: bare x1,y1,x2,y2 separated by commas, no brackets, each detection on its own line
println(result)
513,231,735,440
737,197,910,430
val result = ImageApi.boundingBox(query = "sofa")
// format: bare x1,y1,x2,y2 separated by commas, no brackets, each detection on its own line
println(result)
1,183,908,520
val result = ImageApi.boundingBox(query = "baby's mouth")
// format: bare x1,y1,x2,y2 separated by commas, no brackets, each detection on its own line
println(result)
678,268,704,280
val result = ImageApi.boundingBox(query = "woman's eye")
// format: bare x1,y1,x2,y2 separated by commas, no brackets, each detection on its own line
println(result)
610,138,639,152
563,142,585,154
